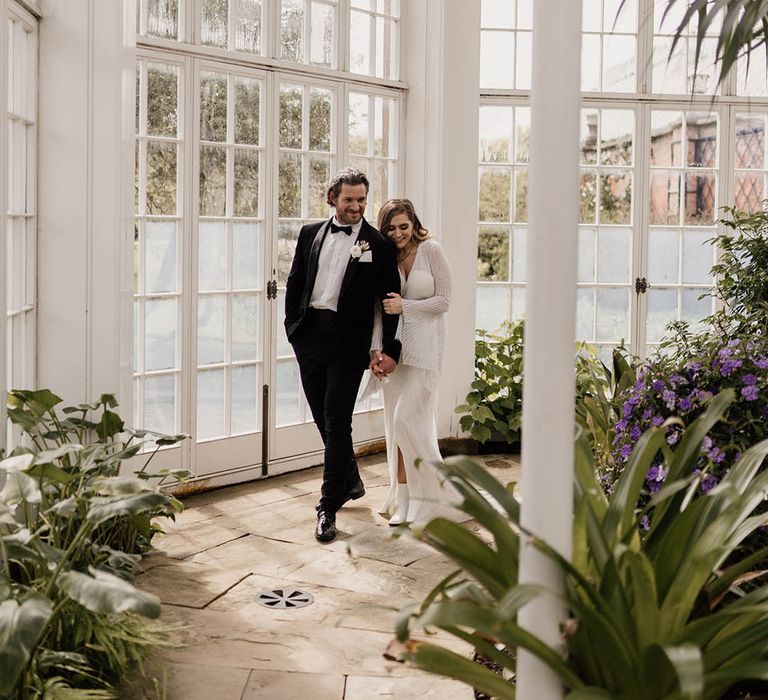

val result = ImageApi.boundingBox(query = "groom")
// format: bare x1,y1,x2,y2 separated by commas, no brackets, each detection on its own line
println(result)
284,168,401,543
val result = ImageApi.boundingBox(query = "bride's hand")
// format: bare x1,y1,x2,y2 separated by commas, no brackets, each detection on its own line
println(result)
382,292,403,315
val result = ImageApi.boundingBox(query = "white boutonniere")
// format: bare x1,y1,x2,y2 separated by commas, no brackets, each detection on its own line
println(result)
350,240,370,260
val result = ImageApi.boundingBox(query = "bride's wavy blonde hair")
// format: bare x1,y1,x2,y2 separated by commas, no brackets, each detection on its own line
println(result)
377,199,431,243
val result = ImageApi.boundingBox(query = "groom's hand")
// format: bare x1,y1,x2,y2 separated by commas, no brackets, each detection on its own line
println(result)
374,353,397,377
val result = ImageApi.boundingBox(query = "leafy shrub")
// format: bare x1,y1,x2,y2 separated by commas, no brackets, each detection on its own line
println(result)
0,389,187,697
392,392,768,698
457,320,616,447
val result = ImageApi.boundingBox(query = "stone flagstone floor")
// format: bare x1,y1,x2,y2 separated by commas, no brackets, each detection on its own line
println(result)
127,452,521,699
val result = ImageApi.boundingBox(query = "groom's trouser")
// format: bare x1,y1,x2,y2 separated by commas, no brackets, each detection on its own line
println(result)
291,308,365,514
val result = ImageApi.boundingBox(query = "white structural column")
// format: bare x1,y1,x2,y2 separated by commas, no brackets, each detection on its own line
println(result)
517,0,583,698
37,0,134,406
401,0,480,436
0,0,8,451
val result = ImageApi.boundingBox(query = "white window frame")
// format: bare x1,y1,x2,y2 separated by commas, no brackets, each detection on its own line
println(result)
3,0,39,451
476,0,768,358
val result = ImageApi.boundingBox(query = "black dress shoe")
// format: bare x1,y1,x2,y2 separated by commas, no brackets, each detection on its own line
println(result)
315,510,337,542
344,481,366,504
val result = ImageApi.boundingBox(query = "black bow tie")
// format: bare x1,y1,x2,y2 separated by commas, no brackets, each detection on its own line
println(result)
330,223,353,235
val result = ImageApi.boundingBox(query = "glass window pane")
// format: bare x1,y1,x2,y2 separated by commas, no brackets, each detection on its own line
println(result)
147,0,179,39
233,222,261,290
647,229,678,284
232,365,259,435
309,156,331,218
278,221,301,284
649,170,680,225
581,34,601,92
147,63,178,137
145,298,177,371
734,173,765,213
602,35,636,92
650,112,683,166
277,358,302,426
578,228,595,283
281,0,304,62
686,113,717,167
479,106,512,163
577,288,595,341
279,84,303,149
197,369,226,440
735,114,766,169
236,0,262,53
580,170,597,224
376,17,397,80
349,92,369,156
200,73,228,142
595,287,628,342
276,290,293,357
597,228,630,283
514,170,528,223
311,1,334,67
198,221,227,291
144,374,176,434
233,149,259,217
599,172,631,225
232,294,259,362
146,142,177,215
647,288,677,344
482,0,514,28
374,97,395,157
515,108,530,164
515,32,532,90
309,88,332,151
350,11,371,74
481,31,514,89
653,37,686,94
477,227,509,282
478,167,511,222
600,110,633,166
279,152,302,218
201,0,229,48
475,286,509,333
370,159,391,217
511,288,526,320
681,288,711,331
681,230,713,284
198,294,226,365
684,172,716,225
512,227,527,283
234,77,260,145
606,0,636,32
581,109,598,165
199,145,227,217
145,221,177,293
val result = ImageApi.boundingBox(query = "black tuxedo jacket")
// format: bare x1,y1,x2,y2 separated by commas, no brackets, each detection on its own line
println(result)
284,217,402,370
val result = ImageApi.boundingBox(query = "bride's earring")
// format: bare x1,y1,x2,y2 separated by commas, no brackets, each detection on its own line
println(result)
389,483,409,526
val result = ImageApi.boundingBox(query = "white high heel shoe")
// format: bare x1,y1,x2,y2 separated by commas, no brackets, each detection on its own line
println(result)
388,483,409,526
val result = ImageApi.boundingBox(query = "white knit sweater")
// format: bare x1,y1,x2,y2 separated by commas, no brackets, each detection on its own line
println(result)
371,238,451,373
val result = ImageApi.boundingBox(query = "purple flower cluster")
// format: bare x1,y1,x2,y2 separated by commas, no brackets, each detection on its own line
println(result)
611,338,768,495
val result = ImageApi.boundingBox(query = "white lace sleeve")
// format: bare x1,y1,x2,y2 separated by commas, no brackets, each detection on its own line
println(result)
401,239,451,322
370,299,383,355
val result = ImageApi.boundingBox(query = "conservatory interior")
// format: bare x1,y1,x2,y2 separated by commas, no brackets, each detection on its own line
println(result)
4,0,768,697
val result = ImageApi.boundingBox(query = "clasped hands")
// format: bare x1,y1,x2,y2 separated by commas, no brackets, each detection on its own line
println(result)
370,351,396,379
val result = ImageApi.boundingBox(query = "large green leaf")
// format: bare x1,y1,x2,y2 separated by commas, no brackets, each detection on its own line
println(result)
86,491,169,525
57,567,160,618
0,595,53,695
0,470,42,506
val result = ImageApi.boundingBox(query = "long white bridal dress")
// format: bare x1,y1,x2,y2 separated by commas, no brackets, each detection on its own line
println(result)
371,238,460,525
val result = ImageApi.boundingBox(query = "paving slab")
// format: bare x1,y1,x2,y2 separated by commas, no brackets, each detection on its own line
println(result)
241,670,345,700
344,674,471,699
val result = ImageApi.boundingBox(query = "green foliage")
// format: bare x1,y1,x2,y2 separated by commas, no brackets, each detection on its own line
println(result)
705,205,768,338
457,321,619,447
396,393,768,698
0,390,188,698
456,321,525,445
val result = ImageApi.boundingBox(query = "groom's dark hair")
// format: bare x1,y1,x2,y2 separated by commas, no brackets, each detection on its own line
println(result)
326,168,369,205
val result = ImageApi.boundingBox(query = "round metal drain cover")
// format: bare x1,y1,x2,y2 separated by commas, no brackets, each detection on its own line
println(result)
256,588,314,609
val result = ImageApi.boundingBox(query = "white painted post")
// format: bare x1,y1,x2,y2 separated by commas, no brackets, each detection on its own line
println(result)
517,0,583,698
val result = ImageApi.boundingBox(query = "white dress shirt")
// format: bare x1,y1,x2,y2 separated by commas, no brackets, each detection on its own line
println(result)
309,217,363,311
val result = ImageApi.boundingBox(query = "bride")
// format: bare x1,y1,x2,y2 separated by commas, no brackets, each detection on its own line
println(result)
369,198,458,526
